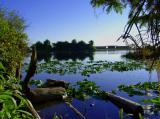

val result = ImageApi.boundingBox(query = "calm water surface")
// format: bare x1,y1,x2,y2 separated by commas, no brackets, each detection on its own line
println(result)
30,50,159,119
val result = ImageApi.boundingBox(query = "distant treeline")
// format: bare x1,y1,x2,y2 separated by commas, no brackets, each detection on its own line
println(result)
53,39,95,52
32,39,96,53
32,39,52,53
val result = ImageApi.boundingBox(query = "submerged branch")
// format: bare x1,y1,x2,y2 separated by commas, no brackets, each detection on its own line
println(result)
65,102,86,119
26,99,41,119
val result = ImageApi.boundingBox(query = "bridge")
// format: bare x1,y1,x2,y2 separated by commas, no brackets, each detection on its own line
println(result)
95,46,130,50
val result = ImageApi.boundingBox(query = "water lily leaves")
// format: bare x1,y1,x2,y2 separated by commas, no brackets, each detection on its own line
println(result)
37,60,145,76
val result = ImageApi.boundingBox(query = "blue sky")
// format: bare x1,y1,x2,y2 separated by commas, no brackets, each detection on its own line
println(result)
1,0,129,46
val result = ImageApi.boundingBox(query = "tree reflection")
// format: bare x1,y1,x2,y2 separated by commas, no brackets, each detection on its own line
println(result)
37,52,52,62
53,52,94,61
37,52,94,62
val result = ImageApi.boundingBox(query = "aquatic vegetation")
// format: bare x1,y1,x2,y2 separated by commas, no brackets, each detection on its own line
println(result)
118,82,160,96
29,79,43,87
67,79,145,119
143,97,160,105
67,79,100,100
38,60,83,75
37,59,160,118
118,84,145,96
37,60,145,76
66,79,110,101
76,79,99,95
0,63,35,119
118,82,160,114
119,108,124,119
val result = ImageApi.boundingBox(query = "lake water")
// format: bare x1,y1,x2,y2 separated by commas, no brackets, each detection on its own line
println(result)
30,50,160,119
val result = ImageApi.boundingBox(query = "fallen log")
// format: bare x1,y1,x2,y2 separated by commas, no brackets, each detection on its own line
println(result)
105,92,143,118
30,87,65,104
43,79,69,88
65,102,86,119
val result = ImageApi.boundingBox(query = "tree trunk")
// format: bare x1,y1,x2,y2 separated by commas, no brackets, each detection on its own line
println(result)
23,46,37,96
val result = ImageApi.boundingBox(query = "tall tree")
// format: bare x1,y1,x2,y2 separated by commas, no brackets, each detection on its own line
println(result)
0,8,28,75
90,0,160,49
43,39,52,52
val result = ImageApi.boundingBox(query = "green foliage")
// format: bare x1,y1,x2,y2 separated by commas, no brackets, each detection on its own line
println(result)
33,39,96,55
119,108,124,119
0,91,34,119
37,60,144,76
118,84,144,97
91,0,125,14
0,63,35,119
142,97,160,105
38,60,83,75
77,79,99,95
67,79,110,101
118,82,160,96
66,79,110,101
53,39,95,52
90,0,160,50
118,81,160,113
67,79,100,100
33,39,52,53
29,79,43,87
0,8,28,75
34,39,95,61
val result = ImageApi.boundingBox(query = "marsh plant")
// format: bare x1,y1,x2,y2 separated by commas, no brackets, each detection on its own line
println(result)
0,63,35,119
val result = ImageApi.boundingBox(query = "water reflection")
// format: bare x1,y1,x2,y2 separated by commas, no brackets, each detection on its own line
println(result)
33,51,160,119
36,50,130,62
53,52,94,61
37,52,52,62
37,52,94,62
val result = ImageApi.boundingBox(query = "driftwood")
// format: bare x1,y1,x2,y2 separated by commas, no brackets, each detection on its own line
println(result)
65,102,85,119
105,92,143,118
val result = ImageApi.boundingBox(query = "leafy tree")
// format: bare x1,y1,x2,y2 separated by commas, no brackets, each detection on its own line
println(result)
34,41,44,51
33,39,53,53
90,0,160,50
71,39,77,45
43,39,52,52
0,8,28,75
88,40,96,51
89,40,94,46
53,40,95,52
